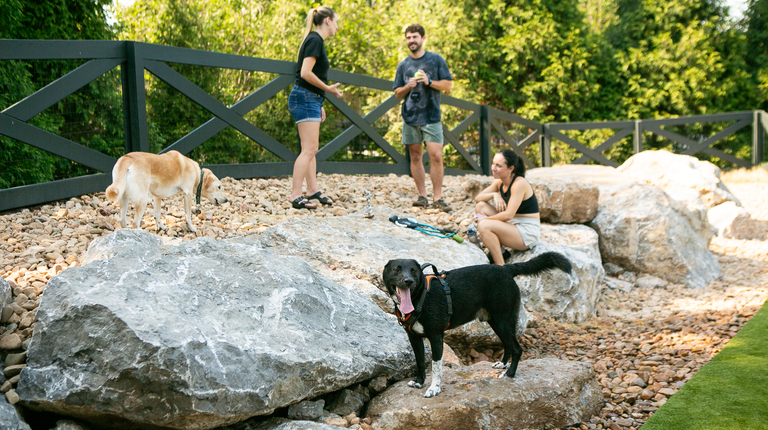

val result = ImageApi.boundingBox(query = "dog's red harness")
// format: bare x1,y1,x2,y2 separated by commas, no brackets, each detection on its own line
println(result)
395,266,452,332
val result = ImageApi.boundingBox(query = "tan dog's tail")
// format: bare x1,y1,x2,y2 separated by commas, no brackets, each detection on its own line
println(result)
106,159,128,202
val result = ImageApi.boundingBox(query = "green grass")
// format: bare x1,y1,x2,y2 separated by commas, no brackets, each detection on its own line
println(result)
642,300,768,430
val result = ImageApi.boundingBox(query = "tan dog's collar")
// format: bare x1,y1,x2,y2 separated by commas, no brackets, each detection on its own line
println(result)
195,169,204,204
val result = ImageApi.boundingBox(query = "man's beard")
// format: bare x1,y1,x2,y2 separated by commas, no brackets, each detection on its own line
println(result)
408,41,422,53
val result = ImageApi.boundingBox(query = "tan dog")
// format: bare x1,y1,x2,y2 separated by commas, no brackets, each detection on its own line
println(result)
105,150,228,233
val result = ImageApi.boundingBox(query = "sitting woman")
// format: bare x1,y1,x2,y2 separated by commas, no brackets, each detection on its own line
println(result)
474,149,540,265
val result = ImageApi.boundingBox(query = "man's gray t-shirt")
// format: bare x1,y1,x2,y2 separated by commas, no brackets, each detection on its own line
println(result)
393,51,453,127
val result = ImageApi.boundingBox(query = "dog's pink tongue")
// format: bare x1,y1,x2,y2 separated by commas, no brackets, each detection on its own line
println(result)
397,288,415,314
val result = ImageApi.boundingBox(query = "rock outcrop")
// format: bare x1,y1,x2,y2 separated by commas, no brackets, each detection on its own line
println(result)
0,397,31,430
17,229,413,430
708,201,766,240
617,150,740,208
365,359,603,430
532,180,600,224
250,206,488,314
509,224,604,323
590,184,721,288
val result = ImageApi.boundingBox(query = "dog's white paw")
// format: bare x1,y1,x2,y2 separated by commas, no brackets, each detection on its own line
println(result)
424,386,441,398
157,224,168,232
407,380,423,389
186,224,197,233
492,361,509,370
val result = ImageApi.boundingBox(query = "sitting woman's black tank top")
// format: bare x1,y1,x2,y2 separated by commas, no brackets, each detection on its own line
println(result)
500,174,539,214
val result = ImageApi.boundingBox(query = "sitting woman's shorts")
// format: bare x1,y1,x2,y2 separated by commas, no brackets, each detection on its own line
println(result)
288,85,324,123
508,216,541,248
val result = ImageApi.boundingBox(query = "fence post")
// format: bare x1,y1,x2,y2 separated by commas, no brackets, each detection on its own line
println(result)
541,124,551,167
479,104,491,175
633,119,642,154
753,110,765,166
121,41,149,153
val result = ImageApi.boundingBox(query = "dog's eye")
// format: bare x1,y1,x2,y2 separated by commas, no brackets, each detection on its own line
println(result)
410,268,417,276
394,266,401,273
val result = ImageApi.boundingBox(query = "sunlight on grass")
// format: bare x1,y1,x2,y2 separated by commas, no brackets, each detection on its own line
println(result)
642,299,768,430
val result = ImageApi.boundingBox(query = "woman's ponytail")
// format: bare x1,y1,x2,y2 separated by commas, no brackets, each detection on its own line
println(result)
302,6,336,40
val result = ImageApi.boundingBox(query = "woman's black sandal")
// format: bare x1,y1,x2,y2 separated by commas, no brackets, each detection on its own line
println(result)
291,196,317,210
307,191,333,206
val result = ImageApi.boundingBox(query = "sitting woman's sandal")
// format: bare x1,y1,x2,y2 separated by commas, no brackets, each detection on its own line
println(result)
307,191,333,206
291,196,317,210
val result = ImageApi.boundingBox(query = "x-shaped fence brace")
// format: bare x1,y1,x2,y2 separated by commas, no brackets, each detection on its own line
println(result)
0,40,765,212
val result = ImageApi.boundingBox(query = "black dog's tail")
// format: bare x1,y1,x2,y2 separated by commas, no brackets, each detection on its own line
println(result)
505,252,572,277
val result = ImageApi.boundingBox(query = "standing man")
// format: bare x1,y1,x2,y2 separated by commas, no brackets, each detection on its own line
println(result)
393,24,454,212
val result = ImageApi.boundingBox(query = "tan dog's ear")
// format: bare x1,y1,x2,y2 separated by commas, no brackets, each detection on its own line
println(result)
202,168,214,189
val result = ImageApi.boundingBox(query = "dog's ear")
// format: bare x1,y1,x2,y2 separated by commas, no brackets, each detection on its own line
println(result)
202,169,214,188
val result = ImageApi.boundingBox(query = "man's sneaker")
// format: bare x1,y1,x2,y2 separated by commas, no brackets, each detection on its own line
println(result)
433,199,453,212
412,196,429,207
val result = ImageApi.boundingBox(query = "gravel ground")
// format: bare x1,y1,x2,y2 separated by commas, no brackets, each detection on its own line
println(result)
1,169,766,430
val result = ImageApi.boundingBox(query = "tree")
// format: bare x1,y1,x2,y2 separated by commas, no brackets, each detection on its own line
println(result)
0,0,119,189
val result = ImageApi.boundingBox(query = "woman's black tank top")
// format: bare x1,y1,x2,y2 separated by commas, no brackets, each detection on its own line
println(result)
500,175,539,214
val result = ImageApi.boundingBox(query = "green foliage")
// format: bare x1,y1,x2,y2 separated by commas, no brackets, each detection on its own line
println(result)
3,0,766,191
0,0,120,189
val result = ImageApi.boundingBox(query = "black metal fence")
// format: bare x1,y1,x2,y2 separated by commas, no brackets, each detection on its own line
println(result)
1,40,765,212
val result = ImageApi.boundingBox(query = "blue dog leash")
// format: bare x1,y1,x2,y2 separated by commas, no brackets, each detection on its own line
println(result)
389,215,463,243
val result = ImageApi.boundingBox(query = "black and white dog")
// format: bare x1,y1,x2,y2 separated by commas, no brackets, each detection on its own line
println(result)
383,252,572,397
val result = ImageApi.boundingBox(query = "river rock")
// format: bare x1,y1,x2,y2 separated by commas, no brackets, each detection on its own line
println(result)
590,183,721,288
507,224,604,323
365,359,602,430
1,277,10,308
617,150,740,208
17,229,413,430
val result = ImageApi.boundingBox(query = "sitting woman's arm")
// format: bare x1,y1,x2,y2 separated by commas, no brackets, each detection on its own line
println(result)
479,179,528,223
474,180,502,204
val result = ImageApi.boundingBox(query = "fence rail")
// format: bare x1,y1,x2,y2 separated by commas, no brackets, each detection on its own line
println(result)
1,39,765,212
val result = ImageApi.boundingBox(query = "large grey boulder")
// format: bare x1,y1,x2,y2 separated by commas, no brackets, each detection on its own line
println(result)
17,229,413,430
242,418,341,430
662,187,713,245
252,207,501,349
365,359,602,430
527,165,636,187
617,150,740,208
528,164,712,242
590,183,721,288
0,397,31,430
251,206,488,313
532,180,599,224
509,224,604,323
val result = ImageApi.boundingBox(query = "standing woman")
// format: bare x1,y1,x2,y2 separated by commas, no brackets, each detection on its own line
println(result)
474,149,540,265
288,6,342,209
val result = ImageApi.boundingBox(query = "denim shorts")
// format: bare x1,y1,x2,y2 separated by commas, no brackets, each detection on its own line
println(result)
288,85,324,123
402,121,444,145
